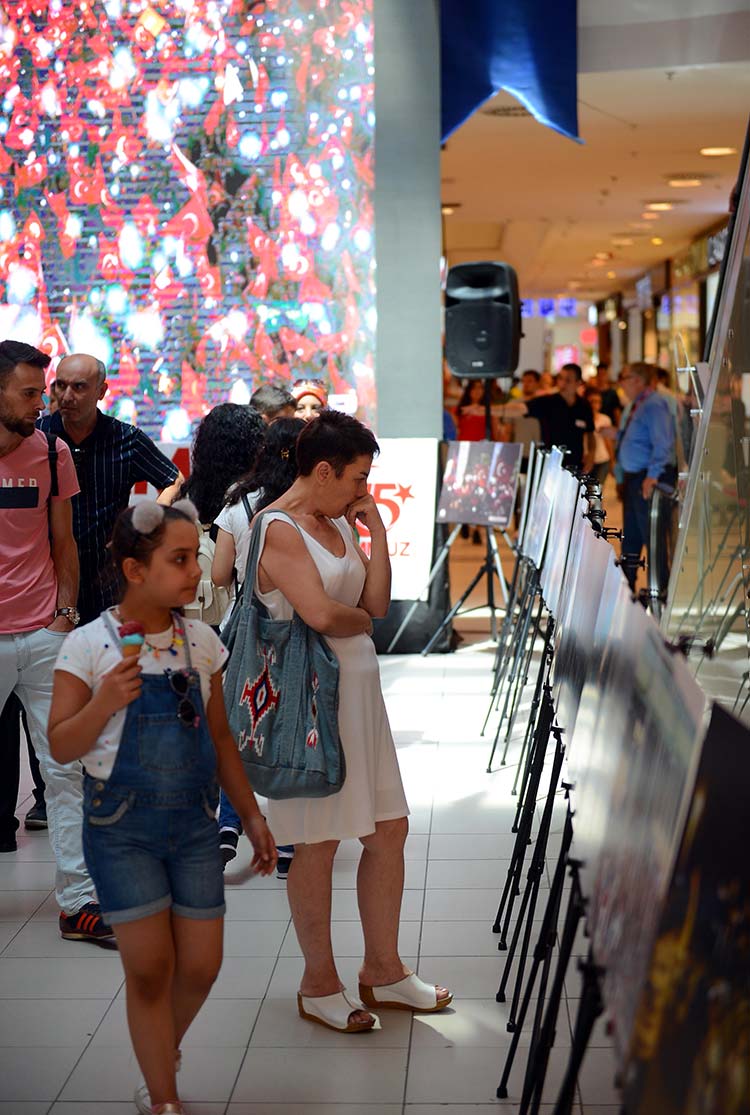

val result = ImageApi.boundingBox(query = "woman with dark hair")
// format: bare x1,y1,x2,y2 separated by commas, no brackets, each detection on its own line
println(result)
211,417,306,592
179,403,266,525
236,408,451,1033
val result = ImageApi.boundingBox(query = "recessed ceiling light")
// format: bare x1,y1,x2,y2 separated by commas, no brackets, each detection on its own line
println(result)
642,212,660,221
611,237,634,247
646,201,673,211
651,237,664,246
591,258,606,268
594,251,611,261
606,271,616,279
700,146,737,157
441,206,455,216
668,178,702,188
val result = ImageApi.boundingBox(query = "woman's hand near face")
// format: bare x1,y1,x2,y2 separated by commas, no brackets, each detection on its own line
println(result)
346,493,384,535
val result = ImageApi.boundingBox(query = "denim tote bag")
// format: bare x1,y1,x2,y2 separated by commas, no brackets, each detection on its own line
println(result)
222,510,345,799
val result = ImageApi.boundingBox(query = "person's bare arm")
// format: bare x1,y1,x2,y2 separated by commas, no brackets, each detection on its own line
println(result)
260,521,372,636
347,495,391,618
48,498,79,632
494,400,529,420
212,527,236,588
582,431,596,473
49,659,142,763
207,673,276,874
157,471,185,506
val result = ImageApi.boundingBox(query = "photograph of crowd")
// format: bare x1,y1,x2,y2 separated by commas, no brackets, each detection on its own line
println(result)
436,440,522,528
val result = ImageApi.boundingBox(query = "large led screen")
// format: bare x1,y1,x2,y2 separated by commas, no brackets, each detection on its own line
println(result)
0,0,375,439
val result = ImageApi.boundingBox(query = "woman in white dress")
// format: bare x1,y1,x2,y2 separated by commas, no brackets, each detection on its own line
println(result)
253,409,451,1032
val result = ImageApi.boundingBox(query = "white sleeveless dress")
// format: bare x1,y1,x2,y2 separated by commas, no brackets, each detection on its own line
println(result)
255,512,409,845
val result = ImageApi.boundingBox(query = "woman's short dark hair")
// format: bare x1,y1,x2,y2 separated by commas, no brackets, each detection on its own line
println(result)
180,403,266,523
296,409,379,477
109,504,196,595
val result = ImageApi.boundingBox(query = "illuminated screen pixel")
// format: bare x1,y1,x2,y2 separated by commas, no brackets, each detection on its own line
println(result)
0,0,375,439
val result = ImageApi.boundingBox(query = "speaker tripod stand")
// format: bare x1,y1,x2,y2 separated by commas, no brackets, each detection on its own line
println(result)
387,381,510,655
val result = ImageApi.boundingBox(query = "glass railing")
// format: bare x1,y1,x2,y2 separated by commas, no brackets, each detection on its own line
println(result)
664,121,750,717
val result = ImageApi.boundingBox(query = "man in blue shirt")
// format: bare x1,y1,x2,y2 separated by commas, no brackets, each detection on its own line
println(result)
614,362,676,589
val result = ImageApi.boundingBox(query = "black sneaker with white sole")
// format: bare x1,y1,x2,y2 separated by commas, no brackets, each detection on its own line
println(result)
220,828,239,868
24,802,48,830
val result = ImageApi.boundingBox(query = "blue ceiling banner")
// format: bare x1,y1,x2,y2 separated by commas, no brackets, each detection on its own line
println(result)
440,0,580,144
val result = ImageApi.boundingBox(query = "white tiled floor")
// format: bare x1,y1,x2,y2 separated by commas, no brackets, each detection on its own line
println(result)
1,645,621,1114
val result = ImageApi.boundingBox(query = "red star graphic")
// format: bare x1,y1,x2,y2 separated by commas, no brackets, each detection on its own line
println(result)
396,484,414,503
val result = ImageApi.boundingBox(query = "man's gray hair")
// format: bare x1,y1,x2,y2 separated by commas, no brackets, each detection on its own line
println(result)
94,358,106,385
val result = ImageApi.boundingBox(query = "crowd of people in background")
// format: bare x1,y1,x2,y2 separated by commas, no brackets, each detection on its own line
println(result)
444,356,697,586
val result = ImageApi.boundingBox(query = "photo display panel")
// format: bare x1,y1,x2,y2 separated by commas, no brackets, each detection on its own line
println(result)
436,440,522,529
0,0,375,439
522,445,563,568
587,606,706,1065
570,560,634,902
539,467,580,617
552,525,612,748
622,703,750,1115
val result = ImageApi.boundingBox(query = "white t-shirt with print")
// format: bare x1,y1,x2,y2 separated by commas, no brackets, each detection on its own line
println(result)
55,610,228,778
214,489,261,585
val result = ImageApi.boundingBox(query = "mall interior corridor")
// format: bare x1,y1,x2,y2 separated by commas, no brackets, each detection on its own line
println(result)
0,641,620,1114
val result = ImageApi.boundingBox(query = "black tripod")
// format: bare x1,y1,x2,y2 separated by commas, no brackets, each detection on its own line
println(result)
422,380,508,653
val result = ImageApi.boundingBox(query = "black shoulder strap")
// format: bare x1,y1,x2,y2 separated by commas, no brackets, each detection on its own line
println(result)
45,433,58,499
240,492,253,524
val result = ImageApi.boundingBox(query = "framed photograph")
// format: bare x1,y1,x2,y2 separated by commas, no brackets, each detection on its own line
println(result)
436,441,522,529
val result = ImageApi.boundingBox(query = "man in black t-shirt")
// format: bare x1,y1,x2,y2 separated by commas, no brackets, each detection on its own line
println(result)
498,363,596,471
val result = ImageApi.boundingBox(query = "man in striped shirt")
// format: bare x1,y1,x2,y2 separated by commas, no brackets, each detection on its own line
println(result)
38,354,184,623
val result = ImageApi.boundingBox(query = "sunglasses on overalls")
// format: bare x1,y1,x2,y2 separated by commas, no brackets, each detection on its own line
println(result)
166,670,200,729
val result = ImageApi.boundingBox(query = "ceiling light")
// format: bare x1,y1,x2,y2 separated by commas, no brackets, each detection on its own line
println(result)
606,271,616,279
651,237,664,246
642,212,660,221
700,146,737,157
668,178,701,188
611,237,634,247
441,205,455,216
594,251,611,261
646,201,673,211
591,258,606,268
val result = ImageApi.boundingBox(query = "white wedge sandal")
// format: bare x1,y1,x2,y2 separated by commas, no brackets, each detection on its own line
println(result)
359,971,453,1012
297,988,378,1033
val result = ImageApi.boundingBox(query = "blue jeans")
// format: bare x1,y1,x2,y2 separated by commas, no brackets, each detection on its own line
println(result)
622,467,676,590
219,791,294,860
218,789,242,833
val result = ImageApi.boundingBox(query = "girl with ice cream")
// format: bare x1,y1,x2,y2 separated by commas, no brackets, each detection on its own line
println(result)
47,499,276,1115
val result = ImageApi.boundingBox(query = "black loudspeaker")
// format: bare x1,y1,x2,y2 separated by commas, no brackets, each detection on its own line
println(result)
445,261,520,379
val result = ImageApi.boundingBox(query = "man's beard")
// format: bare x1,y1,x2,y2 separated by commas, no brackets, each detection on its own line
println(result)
0,403,36,437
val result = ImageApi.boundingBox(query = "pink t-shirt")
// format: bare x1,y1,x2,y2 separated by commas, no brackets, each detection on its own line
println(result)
0,430,80,633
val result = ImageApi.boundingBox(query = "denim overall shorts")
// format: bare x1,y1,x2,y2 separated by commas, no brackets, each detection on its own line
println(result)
82,611,225,925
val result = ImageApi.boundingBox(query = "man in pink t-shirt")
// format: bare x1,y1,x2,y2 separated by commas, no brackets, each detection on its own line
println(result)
0,339,114,946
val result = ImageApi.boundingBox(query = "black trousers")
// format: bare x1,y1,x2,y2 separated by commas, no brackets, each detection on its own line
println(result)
0,694,46,841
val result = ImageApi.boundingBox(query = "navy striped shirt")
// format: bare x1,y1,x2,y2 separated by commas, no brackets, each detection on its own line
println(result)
37,412,178,622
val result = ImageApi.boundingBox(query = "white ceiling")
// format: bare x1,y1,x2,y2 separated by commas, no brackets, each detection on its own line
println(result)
441,62,749,300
